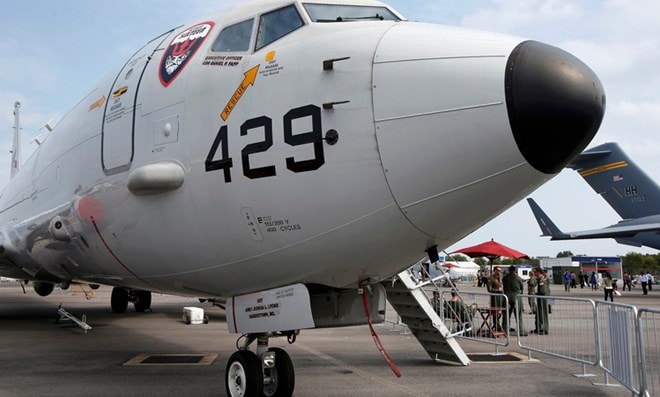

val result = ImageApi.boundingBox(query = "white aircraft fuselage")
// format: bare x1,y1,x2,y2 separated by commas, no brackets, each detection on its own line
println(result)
0,0,604,300
0,2,607,395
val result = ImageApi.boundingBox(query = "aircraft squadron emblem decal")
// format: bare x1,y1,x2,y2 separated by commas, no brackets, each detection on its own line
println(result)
159,22,214,87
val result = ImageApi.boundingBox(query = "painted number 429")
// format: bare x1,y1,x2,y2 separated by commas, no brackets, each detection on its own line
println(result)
205,104,324,182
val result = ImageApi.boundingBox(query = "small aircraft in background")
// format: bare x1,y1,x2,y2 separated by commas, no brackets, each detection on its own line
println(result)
1,0,605,395
528,142,660,250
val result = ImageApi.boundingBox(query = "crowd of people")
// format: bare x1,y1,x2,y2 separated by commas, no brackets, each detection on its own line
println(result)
481,265,549,335
431,265,655,338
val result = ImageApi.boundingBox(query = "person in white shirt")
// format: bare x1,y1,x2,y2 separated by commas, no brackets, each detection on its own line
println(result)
640,273,649,295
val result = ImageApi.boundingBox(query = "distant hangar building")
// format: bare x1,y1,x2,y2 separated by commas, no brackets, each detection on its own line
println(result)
540,256,623,284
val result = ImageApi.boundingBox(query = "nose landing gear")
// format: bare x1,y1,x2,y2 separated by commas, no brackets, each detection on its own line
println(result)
225,332,297,397
110,287,152,313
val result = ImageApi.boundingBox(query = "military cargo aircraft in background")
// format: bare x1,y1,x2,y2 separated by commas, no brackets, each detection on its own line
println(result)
0,0,605,395
528,142,660,251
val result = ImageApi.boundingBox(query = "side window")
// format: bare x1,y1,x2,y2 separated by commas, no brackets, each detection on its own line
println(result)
256,5,304,50
212,19,254,52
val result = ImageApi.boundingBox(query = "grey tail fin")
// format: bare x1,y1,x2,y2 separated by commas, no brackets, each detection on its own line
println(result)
526,198,569,239
568,142,660,219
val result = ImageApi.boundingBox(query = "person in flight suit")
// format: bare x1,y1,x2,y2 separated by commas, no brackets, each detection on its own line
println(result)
502,265,527,336
527,275,537,315
532,268,549,335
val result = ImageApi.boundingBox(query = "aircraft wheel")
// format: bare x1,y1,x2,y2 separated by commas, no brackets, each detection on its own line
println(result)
111,287,128,313
134,290,152,312
226,350,263,397
262,348,295,397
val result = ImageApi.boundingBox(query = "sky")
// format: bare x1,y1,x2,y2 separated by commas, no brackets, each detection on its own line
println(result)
1,1,658,259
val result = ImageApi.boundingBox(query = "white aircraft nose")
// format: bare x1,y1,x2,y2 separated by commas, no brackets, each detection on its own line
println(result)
372,24,605,239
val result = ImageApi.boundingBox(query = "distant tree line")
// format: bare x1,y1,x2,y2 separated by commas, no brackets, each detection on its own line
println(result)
619,252,660,273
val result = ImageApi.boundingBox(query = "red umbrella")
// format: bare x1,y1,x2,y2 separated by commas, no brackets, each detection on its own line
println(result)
451,239,529,271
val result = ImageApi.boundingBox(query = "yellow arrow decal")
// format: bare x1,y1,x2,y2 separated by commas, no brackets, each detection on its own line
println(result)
221,65,260,121
88,96,106,112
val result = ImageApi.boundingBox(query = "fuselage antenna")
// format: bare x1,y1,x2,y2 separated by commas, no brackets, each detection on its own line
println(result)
11,101,21,178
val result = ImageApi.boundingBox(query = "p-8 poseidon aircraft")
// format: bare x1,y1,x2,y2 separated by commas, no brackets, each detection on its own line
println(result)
0,1,604,395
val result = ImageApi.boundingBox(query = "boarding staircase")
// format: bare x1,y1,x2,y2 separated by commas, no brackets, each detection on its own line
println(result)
382,268,470,365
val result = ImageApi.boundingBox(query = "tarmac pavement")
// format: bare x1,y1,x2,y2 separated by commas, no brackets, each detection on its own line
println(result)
1,281,657,396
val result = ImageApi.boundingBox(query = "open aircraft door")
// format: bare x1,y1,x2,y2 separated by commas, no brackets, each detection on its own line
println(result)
102,32,173,174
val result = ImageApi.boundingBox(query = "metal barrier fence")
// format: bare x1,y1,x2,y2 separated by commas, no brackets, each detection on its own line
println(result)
435,290,475,338
517,294,599,367
454,291,509,348
384,265,660,395
638,308,660,397
595,301,640,394
385,270,659,396
509,295,660,396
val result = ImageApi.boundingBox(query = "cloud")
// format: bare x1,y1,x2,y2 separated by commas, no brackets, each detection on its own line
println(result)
401,0,660,256
460,0,588,39
598,100,660,163
453,0,660,173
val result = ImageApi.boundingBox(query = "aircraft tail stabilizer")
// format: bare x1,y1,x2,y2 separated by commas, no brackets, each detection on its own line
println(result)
568,142,660,219
526,198,570,239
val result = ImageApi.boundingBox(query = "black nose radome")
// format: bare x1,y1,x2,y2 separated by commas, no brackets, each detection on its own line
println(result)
505,40,606,174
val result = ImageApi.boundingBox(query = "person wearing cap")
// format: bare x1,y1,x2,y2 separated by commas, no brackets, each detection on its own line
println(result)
532,268,549,335
503,265,527,336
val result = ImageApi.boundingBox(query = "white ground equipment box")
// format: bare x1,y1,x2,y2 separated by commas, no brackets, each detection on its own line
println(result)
182,307,208,325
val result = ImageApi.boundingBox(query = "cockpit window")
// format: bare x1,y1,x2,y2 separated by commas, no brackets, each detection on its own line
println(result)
303,3,400,22
256,5,304,50
212,19,254,52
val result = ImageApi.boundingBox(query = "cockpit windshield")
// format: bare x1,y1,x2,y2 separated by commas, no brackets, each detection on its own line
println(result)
303,3,400,23
256,5,305,50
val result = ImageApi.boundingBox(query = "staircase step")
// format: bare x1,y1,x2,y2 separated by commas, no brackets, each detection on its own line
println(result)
382,270,470,366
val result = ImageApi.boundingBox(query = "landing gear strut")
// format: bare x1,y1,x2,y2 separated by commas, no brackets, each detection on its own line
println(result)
110,287,152,313
226,331,297,397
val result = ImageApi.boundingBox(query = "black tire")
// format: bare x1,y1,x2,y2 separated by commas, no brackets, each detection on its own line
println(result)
262,348,295,397
226,350,263,397
111,287,128,313
89,284,100,290
134,290,152,312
